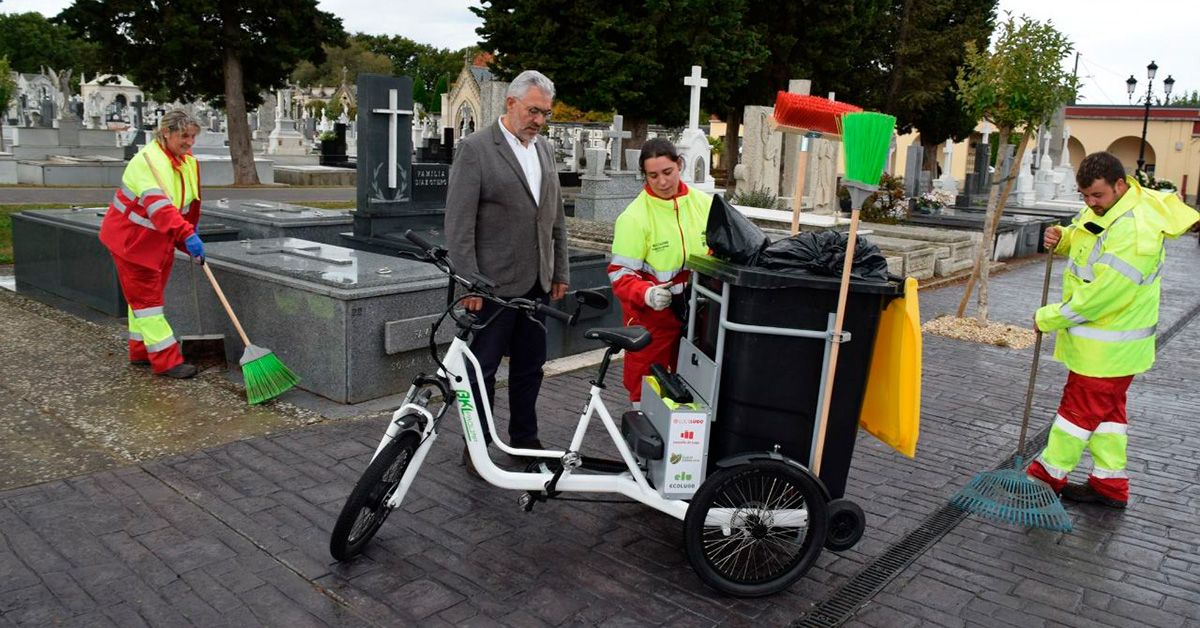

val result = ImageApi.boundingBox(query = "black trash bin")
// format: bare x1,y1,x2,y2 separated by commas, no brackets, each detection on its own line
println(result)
687,254,903,499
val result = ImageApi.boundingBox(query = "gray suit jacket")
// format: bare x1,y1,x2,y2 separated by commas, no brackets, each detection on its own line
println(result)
445,121,569,297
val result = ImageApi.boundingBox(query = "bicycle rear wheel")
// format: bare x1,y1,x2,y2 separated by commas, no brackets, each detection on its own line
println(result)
330,432,420,561
683,459,828,597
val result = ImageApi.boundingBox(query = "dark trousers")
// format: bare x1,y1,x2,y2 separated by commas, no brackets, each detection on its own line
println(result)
468,285,548,444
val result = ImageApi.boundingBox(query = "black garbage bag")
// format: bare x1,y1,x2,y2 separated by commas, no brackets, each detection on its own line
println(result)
757,231,891,281
706,194,770,265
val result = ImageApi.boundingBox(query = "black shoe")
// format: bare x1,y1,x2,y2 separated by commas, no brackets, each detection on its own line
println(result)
462,445,481,479
160,363,198,379
1061,482,1127,509
130,359,150,366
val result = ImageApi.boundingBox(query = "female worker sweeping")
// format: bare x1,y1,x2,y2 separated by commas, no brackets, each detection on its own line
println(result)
607,138,711,404
99,109,205,379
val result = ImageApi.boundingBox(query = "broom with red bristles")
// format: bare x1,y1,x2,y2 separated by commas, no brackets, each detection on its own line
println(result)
770,92,863,233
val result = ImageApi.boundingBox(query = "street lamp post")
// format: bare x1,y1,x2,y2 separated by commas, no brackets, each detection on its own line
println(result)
1126,61,1175,174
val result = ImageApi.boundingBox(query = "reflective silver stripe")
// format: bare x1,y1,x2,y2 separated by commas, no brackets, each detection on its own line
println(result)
1095,253,1158,286
1093,422,1128,436
142,187,166,199
648,267,677,282
127,212,155,230
111,191,130,213
610,255,644,270
1052,414,1092,441
1060,303,1090,325
145,335,177,353
1066,324,1156,342
144,197,173,217
1034,454,1070,479
1090,466,1128,480
608,268,639,283
132,306,165,318
1067,260,1093,282
128,331,143,341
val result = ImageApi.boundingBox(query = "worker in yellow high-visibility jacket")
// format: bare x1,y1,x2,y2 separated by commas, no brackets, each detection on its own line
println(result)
1028,151,1199,508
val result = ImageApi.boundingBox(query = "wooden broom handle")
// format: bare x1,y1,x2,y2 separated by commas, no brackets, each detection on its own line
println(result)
811,206,861,476
790,144,809,235
141,151,252,348
201,262,252,347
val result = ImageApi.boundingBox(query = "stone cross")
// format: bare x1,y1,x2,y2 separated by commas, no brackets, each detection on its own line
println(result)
682,65,707,131
131,98,146,130
604,114,632,170
372,88,414,190
941,142,954,178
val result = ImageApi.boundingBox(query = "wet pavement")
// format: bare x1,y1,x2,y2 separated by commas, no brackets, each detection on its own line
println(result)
1,238,1199,626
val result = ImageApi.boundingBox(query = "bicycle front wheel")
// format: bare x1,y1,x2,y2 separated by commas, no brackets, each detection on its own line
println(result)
683,459,828,597
330,432,420,561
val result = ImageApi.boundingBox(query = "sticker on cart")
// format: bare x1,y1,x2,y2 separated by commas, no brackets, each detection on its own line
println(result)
665,411,708,493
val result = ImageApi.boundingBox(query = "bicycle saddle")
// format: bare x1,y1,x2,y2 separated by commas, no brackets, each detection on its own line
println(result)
584,326,651,351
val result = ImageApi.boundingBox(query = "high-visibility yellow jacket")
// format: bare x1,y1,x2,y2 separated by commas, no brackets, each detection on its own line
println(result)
99,140,201,268
1036,177,1198,377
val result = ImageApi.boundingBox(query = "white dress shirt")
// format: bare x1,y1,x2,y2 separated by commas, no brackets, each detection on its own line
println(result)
498,116,542,205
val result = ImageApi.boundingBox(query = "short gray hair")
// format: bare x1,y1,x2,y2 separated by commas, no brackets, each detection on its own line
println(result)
154,109,201,142
507,70,555,101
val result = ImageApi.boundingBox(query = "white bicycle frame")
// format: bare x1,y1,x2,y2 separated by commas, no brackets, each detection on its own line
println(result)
367,310,810,530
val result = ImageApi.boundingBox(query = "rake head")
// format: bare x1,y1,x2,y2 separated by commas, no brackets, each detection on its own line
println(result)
951,466,1072,532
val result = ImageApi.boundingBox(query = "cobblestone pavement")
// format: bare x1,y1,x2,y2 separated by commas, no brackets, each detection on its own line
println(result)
1,239,1198,626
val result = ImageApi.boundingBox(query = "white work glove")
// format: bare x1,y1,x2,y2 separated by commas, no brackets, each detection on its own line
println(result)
644,283,672,311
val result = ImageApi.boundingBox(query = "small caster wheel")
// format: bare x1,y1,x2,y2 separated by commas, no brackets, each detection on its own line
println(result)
518,492,535,512
824,498,865,552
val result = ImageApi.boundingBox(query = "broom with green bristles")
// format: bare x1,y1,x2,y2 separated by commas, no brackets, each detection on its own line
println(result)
200,263,299,404
142,153,297,404
809,111,896,478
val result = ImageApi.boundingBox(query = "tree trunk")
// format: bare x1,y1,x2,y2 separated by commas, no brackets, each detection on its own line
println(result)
723,107,741,194
0,119,5,152
923,141,939,188
955,128,1031,320
626,117,649,154
222,44,259,185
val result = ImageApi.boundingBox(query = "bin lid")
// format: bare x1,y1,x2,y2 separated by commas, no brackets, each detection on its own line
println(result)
688,254,903,295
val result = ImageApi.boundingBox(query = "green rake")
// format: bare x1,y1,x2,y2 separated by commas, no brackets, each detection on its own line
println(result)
951,253,1071,532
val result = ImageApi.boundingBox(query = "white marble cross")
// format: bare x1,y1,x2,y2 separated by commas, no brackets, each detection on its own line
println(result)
604,114,632,170
372,89,414,190
683,65,707,130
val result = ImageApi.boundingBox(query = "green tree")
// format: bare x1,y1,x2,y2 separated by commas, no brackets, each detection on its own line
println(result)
0,58,15,152
882,0,997,180
0,12,101,76
718,0,892,190
1166,89,1200,108
355,34,468,112
291,38,393,87
59,0,346,185
473,0,768,148
954,13,1078,321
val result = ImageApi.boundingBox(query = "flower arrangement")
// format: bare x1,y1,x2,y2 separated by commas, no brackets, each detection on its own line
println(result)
1135,169,1178,192
916,188,957,212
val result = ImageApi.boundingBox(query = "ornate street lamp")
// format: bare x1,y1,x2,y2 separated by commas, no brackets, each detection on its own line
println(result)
1130,61,1176,174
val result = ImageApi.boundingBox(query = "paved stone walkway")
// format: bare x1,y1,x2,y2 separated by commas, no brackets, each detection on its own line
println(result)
2,239,1199,626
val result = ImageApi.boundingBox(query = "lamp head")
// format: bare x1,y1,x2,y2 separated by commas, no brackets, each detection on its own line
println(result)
1163,75,1175,97
1147,60,1158,81
1126,75,1138,97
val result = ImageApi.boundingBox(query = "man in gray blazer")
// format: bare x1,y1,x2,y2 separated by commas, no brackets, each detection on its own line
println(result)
445,69,569,473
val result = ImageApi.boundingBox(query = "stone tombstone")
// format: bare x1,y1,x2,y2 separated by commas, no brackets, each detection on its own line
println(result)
808,137,839,213
604,114,632,171
676,65,714,191
1014,147,1036,206
39,98,55,127
968,141,990,197
741,105,782,196
780,78,812,200
1054,126,1079,200
933,141,958,196
903,144,924,198
349,73,449,247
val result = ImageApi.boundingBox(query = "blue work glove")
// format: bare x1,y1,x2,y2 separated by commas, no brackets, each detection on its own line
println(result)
184,233,205,261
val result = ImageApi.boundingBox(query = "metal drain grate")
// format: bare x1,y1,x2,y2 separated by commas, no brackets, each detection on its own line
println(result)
795,425,1054,628
795,300,1200,627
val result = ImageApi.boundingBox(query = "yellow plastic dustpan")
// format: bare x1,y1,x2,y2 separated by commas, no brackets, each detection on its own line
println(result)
858,277,922,457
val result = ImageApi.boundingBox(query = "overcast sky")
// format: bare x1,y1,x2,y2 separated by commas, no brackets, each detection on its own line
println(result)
4,0,1195,105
